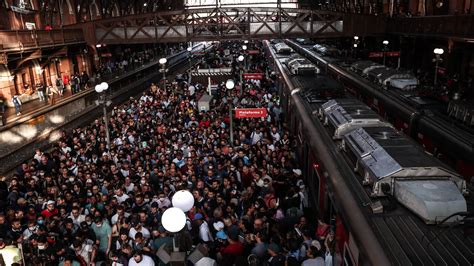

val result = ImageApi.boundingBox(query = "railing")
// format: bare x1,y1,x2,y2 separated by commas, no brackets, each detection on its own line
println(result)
0,29,85,52
387,15,474,37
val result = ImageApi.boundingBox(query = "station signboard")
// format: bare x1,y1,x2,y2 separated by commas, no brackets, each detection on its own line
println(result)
368,52,383,58
246,50,260,55
243,73,264,80
369,51,401,58
385,51,401,57
235,108,267,118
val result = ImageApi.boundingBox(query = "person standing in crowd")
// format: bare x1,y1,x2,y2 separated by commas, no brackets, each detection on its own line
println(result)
81,71,89,90
128,250,154,266
12,94,22,115
56,76,64,96
36,82,46,101
63,74,70,93
91,215,112,261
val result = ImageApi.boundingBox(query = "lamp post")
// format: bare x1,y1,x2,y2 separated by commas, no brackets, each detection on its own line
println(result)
353,36,359,58
226,79,235,146
242,45,248,68
382,40,389,66
433,48,444,87
187,47,192,70
238,55,244,97
95,82,111,149
159,57,167,89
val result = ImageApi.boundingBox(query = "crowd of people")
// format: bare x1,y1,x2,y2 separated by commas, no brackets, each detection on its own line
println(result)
0,41,337,266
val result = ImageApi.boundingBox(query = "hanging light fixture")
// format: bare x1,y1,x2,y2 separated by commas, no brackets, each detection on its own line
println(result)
161,207,186,233
172,190,195,212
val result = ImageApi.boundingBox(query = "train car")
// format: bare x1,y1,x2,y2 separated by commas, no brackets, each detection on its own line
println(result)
320,98,393,139
285,55,320,75
285,39,474,178
274,42,292,54
351,61,384,76
264,40,474,266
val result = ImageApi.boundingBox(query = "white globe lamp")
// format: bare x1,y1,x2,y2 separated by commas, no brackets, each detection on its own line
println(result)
100,82,109,91
434,48,444,55
172,190,195,212
238,55,244,62
159,58,167,65
95,84,104,93
161,207,186,233
225,79,235,90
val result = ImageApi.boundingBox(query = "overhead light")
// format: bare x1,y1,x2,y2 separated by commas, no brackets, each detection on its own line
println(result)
159,58,167,64
433,48,444,55
143,3,147,6
96,44,101,48
225,79,235,90
354,36,359,40
353,43,358,48
172,190,194,212
383,40,389,45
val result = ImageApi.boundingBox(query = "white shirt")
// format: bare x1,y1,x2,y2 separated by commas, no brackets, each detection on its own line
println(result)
124,183,135,193
69,214,86,226
129,226,151,240
111,212,131,225
71,240,94,265
199,221,213,242
128,254,155,266
302,257,325,266
271,132,281,143
115,194,130,204
0,246,21,265
251,131,263,145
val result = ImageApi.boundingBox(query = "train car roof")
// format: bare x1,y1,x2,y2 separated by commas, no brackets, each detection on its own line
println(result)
357,126,440,168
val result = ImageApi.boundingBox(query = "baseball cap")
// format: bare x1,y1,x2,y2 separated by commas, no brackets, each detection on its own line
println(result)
268,243,280,253
213,221,224,231
47,200,55,205
216,231,228,240
292,169,302,176
311,240,322,251
193,213,203,220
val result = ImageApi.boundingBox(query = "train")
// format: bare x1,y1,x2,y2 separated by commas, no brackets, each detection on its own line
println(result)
284,39,474,179
263,40,474,266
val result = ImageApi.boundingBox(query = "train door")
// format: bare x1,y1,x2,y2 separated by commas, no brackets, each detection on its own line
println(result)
305,153,326,217
343,233,360,266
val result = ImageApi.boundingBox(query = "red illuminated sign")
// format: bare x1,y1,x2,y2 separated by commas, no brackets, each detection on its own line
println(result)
235,108,268,118
385,51,401,57
369,51,400,58
368,52,383,58
243,73,264,80
246,50,260,55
